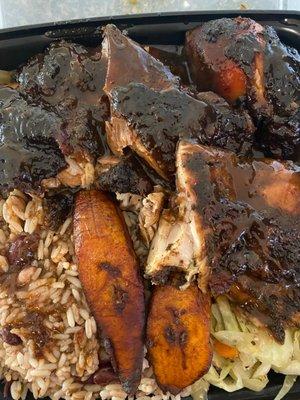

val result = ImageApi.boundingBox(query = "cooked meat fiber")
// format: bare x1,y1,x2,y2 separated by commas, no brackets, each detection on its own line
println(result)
0,87,66,193
96,155,154,195
146,146,211,289
103,25,255,180
146,205,201,287
176,141,300,342
107,83,255,180
185,17,300,160
17,41,109,161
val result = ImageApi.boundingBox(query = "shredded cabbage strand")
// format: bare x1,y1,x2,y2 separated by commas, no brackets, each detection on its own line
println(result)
190,296,299,399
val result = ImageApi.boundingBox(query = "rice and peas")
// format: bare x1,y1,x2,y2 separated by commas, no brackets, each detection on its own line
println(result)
0,187,298,400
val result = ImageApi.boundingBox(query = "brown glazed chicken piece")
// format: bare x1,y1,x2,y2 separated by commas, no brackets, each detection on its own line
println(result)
103,25,255,180
0,87,66,193
107,84,254,180
102,24,179,93
0,41,109,193
176,140,300,342
96,154,154,195
17,40,109,161
185,17,300,160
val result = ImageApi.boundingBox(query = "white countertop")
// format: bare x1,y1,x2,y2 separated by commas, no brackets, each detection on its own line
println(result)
0,0,299,29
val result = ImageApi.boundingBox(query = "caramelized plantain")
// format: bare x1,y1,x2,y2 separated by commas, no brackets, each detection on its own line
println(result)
74,190,145,394
146,283,212,394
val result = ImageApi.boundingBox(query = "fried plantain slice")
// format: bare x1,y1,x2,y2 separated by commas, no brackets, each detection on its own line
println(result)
74,190,145,394
146,283,212,394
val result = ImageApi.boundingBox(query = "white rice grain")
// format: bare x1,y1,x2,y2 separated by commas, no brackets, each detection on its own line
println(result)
61,289,71,305
85,319,93,339
72,288,81,302
11,381,22,400
60,217,72,235
67,307,75,328
0,255,9,272
67,276,82,289
0,229,7,244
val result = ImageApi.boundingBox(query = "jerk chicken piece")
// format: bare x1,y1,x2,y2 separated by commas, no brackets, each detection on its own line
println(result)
146,164,209,290
174,141,300,342
74,190,145,394
0,40,109,192
103,25,255,180
44,188,77,230
146,206,201,287
185,17,300,160
107,85,254,180
96,154,154,195
102,24,179,93
0,87,66,193
147,283,212,394
17,41,109,161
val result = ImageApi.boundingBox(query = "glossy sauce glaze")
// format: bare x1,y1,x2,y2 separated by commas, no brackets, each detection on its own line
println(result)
0,86,67,193
110,82,255,178
17,41,110,160
184,17,300,161
183,144,300,342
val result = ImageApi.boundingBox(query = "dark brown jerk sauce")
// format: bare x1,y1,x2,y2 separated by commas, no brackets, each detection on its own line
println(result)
185,145,300,342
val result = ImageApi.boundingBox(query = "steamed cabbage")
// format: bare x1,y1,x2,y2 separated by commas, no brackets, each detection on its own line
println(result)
190,296,299,400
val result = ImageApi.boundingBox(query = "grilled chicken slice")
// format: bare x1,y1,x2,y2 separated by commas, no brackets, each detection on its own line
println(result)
103,25,254,180
1,41,110,193
185,17,300,160
176,141,300,342
0,87,66,193
17,40,109,162
146,207,202,287
74,190,145,394
96,154,154,195
107,84,254,180
146,145,211,289
102,24,179,93
185,17,264,105
147,283,212,394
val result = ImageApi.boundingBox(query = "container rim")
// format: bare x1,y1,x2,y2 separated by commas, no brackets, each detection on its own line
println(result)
0,9,299,38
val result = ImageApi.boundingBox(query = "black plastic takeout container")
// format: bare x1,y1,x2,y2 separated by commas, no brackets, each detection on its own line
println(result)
0,9,299,400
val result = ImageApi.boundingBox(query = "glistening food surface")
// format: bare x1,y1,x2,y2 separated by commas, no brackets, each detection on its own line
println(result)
0,16,299,400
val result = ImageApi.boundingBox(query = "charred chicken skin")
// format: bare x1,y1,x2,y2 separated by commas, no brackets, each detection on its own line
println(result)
0,87,67,193
0,41,109,194
107,84,254,180
103,25,255,180
176,141,300,342
185,17,300,160
17,41,109,161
